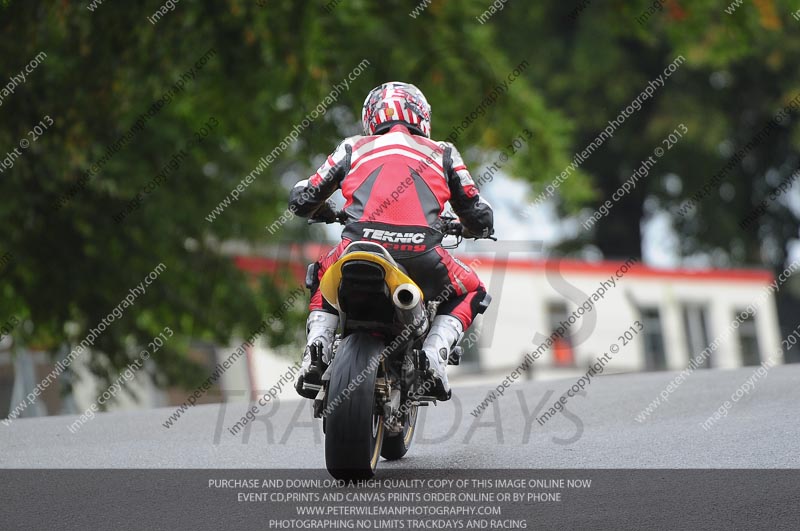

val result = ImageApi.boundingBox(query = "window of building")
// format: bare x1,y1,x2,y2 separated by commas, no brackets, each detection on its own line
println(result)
736,312,760,366
640,307,667,371
682,304,711,369
547,302,574,367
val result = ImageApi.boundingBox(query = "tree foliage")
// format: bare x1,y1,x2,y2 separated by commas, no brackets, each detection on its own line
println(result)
2,0,798,391
493,0,800,267
0,0,573,389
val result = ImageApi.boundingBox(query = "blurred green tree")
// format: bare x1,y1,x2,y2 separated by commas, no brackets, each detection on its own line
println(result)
493,0,800,268
0,0,575,393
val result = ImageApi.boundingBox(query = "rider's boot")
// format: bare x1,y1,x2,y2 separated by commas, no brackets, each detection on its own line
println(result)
421,314,463,401
295,311,339,399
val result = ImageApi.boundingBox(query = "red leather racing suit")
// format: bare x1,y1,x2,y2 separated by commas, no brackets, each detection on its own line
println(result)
289,124,493,329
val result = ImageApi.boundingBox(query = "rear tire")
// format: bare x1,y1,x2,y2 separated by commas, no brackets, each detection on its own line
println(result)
324,332,385,479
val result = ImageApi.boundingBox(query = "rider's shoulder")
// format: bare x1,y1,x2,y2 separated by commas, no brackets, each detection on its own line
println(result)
328,136,363,158
429,139,459,155
342,134,365,144
337,135,363,146
335,135,370,151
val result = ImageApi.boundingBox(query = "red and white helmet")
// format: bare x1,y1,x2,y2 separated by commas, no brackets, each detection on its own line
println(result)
361,81,431,138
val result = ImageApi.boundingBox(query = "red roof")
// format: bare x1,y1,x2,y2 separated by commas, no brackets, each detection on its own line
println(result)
471,257,774,283
232,247,775,285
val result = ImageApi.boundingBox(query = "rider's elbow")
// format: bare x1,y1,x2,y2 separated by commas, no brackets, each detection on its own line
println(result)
288,185,319,218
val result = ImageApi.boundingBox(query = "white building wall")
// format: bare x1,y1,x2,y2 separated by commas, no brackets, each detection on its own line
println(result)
661,286,686,371
757,299,783,364
465,260,783,377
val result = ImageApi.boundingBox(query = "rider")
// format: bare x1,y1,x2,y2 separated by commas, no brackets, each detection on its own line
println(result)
291,81,494,401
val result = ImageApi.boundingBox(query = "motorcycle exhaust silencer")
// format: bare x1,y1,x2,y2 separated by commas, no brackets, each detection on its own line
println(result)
392,283,428,336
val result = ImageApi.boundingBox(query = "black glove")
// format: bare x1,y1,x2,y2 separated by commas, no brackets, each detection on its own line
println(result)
462,226,493,239
311,200,338,223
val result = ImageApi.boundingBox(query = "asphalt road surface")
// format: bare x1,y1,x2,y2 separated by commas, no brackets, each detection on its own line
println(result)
2,365,799,468
3,366,800,530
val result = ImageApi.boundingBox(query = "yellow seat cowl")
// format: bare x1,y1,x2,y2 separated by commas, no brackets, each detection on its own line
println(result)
319,251,422,310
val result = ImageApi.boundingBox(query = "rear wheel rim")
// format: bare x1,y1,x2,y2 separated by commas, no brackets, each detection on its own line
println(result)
403,406,418,446
370,415,384,471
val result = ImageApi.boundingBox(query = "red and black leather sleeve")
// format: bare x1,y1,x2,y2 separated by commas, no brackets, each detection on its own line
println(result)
442,143,494,238
289,139,353,217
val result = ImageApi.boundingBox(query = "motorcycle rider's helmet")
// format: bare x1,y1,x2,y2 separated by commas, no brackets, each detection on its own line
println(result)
361,81,431,138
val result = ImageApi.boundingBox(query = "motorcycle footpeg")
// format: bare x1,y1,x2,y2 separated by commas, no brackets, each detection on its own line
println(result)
295,375,320,400
448,346,462,366
429,382,452,402
414,395,437,404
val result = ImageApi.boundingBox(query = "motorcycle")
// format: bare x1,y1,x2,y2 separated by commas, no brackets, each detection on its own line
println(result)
299,213,493,479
